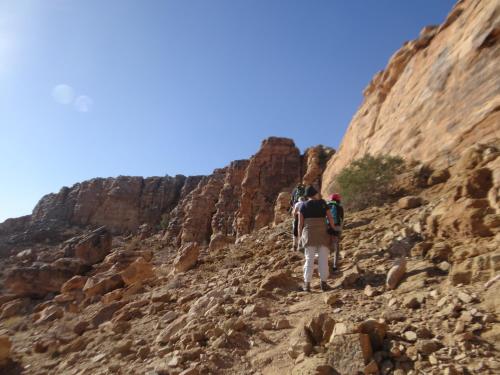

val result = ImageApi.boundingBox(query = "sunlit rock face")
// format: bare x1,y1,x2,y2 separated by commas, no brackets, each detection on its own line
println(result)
322,0,500,195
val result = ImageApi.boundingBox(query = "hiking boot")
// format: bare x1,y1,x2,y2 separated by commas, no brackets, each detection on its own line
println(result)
320,281,330,292
302,282,311,292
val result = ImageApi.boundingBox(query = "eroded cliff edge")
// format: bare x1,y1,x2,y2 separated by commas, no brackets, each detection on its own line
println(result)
322,0,500,195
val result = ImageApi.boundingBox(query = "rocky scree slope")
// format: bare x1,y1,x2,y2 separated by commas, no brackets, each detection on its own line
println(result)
0,142,498,375
322,0,500,195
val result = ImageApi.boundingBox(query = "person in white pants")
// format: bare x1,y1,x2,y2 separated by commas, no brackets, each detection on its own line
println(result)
298,185,337,292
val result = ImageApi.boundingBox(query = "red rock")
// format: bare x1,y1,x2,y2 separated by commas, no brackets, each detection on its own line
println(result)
61,275,88,294
83,272,124,298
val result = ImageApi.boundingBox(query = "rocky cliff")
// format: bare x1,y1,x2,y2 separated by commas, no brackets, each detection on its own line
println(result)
0,138,334,253
322,0,500,195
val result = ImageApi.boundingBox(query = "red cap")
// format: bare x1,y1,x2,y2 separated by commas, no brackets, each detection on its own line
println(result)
330,193,341,201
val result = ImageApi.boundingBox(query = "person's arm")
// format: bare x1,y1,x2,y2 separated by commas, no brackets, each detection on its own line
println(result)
292,204,298,217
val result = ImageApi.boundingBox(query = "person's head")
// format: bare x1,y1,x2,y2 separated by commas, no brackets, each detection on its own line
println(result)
305,185,319,199
330,193,341,202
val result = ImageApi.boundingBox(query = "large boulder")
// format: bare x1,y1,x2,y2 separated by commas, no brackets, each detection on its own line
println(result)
173,242,200,273
327,334,373,374
5,258,87,297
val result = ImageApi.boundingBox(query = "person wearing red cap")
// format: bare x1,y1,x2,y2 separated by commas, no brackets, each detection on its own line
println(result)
298,185,337,292
326,193,344,271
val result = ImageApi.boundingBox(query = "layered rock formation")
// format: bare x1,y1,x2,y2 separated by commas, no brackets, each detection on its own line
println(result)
322,0,500,195
235,137,302,236
1,138,334,252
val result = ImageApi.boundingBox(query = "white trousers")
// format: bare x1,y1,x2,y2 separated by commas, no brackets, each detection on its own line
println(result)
303,245,329,282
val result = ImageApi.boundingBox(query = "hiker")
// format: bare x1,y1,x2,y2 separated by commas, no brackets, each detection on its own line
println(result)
289,183,306,210
326,193,344,271
292,196,306,251
298,185,337,292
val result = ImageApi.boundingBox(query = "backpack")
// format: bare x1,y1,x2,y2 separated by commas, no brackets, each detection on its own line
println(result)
327,201,344,227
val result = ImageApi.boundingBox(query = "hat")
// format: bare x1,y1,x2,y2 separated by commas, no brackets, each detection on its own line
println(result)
305,186,318,197
330,193,341,202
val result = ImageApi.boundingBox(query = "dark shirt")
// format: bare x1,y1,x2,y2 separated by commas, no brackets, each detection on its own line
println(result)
300,199,328,219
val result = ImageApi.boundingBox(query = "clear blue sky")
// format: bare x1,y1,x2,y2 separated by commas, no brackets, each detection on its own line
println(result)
0,0,456,222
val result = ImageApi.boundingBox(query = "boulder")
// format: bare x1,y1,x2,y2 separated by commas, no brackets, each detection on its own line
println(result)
61,275,88,294
173,242,200,273
356,319,388,351
327,334,372,374
398,196,424,209
306,313,335,345
386,258,406,290
83,272,124,298
120,257,154,286
259,270,300,292
288,324,313,359
5,258,87,297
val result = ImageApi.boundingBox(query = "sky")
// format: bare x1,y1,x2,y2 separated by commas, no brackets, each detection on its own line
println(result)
0,0,456,222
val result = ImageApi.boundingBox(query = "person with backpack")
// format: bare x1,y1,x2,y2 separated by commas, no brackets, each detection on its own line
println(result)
298,185,337,292
289,183,306,209
292,196,306,251
326,193,344,271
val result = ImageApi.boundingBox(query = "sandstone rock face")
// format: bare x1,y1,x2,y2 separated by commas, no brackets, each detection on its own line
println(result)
236,137,301,236
211,160,249,238
273,192,292,226
31,175,188,233
179,170,226,245
322,0,500,195
426,144,499,238
5,259,87,297
301,145,335,187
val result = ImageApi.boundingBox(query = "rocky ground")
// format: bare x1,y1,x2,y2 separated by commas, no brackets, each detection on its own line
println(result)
0,143,498,375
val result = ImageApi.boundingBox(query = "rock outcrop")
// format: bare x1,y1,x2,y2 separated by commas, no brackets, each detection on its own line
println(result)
236,137,301,236
322,0,500,195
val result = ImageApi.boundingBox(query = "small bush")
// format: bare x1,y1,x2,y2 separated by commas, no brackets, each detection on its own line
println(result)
336,154,405,211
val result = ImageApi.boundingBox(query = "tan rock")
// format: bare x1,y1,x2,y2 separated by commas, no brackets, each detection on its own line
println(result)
259,270,299,291
306,313,335,345
173,242,200,273
291,356,334,375
273,191,292,226
386,258,406,290
83,272,124,297
61,275,88,294
120,257,154,286
398,196,424,209
327,333,373,373
321,0,499,195
357,319,388,351
35,305,64,324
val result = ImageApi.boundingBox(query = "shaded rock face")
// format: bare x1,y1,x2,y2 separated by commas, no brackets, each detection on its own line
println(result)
322,0,500,195
236,137,302,236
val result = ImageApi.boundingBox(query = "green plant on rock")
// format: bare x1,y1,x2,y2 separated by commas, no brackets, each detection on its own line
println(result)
336,153,405,211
